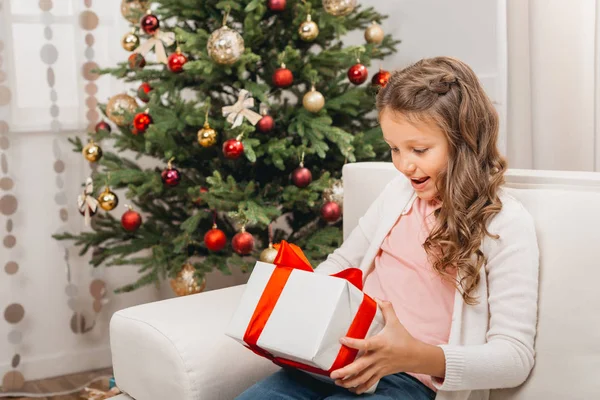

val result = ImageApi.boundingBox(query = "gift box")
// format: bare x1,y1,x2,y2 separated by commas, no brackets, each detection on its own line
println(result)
225,241,384,393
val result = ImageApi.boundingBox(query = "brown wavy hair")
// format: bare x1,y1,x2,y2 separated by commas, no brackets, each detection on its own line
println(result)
376,56,507,305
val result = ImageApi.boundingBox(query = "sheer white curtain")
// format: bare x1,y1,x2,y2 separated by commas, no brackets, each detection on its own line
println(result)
0,0,162,384
506,0,600,171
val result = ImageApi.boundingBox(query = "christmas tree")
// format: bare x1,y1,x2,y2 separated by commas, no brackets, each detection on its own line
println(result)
54,0,399,295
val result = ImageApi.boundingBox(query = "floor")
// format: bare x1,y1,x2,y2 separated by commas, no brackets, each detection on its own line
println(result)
0,367,113,399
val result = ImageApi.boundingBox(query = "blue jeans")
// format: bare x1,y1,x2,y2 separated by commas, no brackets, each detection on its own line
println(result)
235,368,436,399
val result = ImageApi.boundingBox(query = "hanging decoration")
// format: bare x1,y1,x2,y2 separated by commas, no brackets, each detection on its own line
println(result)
77,177,99,226
222,89,262,128
207,8,245,65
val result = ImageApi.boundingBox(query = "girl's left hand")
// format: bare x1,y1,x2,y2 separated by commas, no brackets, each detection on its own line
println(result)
330,299,418,395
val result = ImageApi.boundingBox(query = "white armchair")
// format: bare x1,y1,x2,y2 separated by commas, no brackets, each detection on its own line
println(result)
110,162,600,399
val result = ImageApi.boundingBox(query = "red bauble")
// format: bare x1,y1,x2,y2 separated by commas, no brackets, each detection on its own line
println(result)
121,209,142,232
140,14,160,35
371,69,391,87
267,0,286,12
347,63,368,85
95,121,111,133
223,138,244,159
257,115,274,133
128,53,146,70
137,82,152,103
133,111,152,134
161,167,181,187
232,229,254,255
168,51,187,73
204,226,227,252
321,201,341,222
272,66,293,88
292,166,312,188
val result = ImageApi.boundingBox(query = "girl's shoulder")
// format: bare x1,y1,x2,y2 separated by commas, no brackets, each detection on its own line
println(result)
486,187,538,243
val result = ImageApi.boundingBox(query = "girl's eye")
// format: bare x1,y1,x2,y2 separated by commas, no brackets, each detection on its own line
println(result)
390,148,400,154
413,148,429,154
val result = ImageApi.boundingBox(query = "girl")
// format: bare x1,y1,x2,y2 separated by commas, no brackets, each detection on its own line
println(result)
236,56,539,400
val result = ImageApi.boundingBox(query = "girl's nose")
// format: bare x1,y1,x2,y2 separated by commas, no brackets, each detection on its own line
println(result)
404,163,417,174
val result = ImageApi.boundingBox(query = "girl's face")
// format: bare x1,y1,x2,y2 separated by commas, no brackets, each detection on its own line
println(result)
380,109,449,201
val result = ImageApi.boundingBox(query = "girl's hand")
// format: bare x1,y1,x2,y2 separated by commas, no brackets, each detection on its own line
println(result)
330,299,419,395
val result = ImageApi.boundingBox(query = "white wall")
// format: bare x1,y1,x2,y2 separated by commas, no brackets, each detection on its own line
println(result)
0,0,505,382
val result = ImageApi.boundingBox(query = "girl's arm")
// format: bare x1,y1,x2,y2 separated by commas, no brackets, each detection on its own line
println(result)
432,198,540,391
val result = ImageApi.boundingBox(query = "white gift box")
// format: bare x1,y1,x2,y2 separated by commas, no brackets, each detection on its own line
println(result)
225,259,385,393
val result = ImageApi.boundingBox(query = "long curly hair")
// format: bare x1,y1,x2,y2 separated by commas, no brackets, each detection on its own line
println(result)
376,57,507,305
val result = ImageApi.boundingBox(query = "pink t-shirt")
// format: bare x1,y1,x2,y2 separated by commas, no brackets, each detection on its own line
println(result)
363,196,455,392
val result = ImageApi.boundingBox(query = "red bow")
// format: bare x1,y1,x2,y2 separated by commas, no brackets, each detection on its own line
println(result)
242,240,376,376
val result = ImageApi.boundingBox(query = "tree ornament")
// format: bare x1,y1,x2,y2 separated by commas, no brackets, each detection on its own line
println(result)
82,140,103,163
272,63,293,88
232,226,254,255
205,220,227,252
121,28,140,52
140,12,160,35
128,53,146,70
94,121,111,133
292,152,312,188
132,20,175,65
106,94,138,126
161,158,181,187
222,89,263,128
260,243,279,263
298,14,319,42
259,224,278,263
197,120,218,148
167,47,187,73
323,178,344,205
137,82,152,103
121,205,142,232
302,85,325,113
364,22,384,44
121,0,149,24
207,10,245,65
222,135,244,160
267,0,286,12
77,177,99,226
132,109,152,134
256,104,274,133
322,0,357,16
257,114,274,133
97,185,119,212
321,201,341,222
348,59,368,85
371,68,391,88
170,263,207,296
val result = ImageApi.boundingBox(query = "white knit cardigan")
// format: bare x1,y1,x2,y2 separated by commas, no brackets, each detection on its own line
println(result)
314,175,540,400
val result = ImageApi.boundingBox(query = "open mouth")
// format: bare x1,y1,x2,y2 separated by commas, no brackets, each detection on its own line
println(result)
411,177,430,184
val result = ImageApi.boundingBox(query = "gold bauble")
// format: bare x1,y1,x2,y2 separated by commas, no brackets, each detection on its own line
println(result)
364,23,384,44
197,121,218,147
170,263,207,296
259,243,279,264
322,0,357,16
303,86,325,113
207,25,245,65
299,14,319,42
82,141,103,162
120,0,149,24
106,94,138,126
121,30,140,52
97,187,119,211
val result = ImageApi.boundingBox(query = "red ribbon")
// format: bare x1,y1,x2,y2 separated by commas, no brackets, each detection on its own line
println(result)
242,241,377,376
